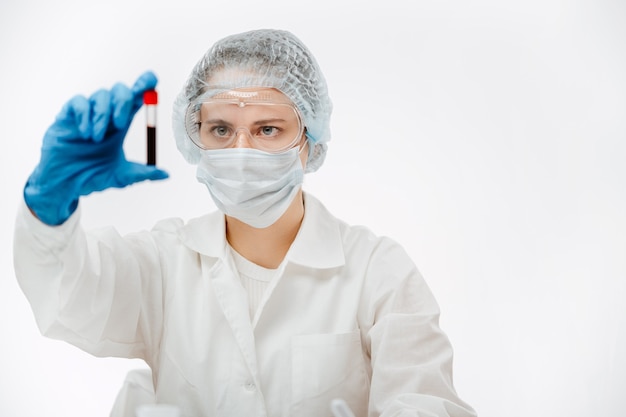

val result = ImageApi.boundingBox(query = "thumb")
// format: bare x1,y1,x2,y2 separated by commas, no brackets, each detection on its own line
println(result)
115,162,169,187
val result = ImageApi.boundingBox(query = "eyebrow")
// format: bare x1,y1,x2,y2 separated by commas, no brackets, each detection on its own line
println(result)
202,118,287,125
203,118,233,125
252,118,287,125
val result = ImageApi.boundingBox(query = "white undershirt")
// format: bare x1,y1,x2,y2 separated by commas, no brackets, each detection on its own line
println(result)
229,246,282,320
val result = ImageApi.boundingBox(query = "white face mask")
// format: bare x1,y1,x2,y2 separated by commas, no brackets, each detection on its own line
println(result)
196,147,305,228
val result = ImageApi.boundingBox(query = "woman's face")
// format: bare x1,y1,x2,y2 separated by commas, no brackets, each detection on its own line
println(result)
189,86,309,167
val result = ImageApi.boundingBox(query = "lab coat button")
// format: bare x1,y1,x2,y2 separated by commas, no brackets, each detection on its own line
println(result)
244,381,256,392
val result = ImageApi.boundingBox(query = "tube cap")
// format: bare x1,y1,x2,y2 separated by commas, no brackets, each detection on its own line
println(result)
144,90,158,105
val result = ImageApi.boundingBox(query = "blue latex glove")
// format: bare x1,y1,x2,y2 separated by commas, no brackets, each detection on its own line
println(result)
24,71,169,225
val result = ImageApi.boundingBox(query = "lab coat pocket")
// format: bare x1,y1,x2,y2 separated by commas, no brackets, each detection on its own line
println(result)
291,330,369,417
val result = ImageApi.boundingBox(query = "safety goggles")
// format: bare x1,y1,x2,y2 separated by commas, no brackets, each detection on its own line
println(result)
185,90,305,153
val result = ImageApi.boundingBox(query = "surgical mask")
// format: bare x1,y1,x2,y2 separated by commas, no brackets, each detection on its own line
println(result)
196,146,305,228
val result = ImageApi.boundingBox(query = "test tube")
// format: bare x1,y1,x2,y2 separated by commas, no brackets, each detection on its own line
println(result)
144,90,158,165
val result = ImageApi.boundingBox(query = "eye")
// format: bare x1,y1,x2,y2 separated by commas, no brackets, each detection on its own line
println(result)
211,126,231,138
259,126,280,137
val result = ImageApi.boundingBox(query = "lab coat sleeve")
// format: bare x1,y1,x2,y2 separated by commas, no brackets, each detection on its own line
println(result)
13,200,170,363
361,237,476,417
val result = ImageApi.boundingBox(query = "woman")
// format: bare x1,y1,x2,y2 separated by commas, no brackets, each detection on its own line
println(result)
14,29,476,417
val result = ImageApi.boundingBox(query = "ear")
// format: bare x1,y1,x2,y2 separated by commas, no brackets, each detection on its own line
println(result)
304,141,328,174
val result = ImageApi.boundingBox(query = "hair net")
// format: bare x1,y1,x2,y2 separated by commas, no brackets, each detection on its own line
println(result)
172,29,332,173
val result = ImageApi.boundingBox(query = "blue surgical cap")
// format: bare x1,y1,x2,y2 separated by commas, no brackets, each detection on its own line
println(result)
172,29,332,173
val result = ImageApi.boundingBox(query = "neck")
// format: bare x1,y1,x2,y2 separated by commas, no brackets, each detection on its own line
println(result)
225,190,305,269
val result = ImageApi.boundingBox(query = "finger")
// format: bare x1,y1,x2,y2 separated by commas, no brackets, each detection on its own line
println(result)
110,82,133,129
90,89,112,142
129,71,158,115
55,95,91,139
131,70,158,95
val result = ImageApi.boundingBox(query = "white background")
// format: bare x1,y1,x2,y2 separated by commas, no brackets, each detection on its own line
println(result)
1,0,625,416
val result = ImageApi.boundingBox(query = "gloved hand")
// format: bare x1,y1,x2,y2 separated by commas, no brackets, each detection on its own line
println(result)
24,71,169,225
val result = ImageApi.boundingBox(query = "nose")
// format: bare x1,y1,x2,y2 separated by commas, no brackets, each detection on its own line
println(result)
231,128,254,149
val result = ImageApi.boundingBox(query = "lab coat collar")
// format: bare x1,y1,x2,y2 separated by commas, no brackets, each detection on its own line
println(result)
179,209,228,259
287,193,345,269
178,193,345,269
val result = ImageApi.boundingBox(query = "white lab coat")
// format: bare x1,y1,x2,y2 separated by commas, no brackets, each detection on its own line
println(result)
13,193,476,417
